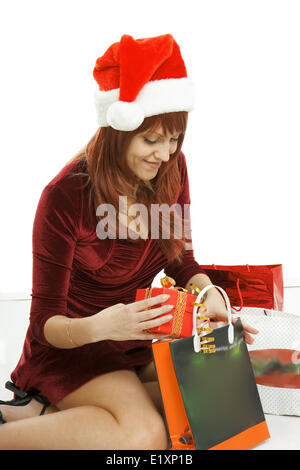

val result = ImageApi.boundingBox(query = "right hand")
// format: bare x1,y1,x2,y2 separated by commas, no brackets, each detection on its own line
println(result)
91,294,174,342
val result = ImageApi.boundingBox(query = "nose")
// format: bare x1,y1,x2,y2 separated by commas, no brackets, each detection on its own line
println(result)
153,143,171,163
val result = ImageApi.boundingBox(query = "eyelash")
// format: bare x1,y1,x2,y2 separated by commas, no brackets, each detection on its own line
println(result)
144,137,179,145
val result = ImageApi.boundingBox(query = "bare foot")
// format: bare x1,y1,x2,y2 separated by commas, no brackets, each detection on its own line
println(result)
0,398,58,423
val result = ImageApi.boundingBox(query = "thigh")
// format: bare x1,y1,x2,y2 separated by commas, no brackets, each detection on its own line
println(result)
135,362,164,416
135,360,157,383
55,369,161,427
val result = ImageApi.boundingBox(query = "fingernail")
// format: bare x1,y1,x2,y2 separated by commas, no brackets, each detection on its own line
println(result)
161,294,170,300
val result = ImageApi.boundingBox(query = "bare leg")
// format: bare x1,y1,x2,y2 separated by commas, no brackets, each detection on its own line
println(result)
136,361,164,416
0,405,127,449
0,365,160,424
135,361,158,383
143,382,164,416
0,362,160,423
0,400,59,423
0,370,168,450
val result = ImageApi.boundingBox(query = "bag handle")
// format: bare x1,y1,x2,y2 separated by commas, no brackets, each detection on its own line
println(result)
233,277,279,312
211,266,246,312
192,284,234,353
231,278,244,312
212,264,250,271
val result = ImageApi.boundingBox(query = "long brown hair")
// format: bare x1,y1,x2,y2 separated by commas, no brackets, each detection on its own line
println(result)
69,111,189,264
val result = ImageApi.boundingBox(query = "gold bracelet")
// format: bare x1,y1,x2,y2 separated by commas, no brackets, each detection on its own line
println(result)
66,318,79,347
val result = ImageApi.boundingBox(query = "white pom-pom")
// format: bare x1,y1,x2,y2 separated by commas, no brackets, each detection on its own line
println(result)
106,101,145,131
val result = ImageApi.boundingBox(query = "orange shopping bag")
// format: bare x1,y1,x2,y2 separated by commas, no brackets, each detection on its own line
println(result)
152,339,195,450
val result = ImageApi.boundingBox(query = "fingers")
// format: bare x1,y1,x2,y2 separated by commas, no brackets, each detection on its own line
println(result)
231,317,259,334
139,332,171,341
241,320,259,335
231,317,258,344
129,294,170,313
139,312,173,331
137,303,174,321
244,331,255,345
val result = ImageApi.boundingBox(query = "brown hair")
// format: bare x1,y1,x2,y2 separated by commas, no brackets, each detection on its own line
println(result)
69,111,189,264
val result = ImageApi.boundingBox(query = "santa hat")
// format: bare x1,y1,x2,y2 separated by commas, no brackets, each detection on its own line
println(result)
93,34,195,131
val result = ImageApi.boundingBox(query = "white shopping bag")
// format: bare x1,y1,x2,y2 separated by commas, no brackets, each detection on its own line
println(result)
237,307,300,416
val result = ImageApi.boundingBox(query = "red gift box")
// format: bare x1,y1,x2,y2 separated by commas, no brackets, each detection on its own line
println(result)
135,278,200,338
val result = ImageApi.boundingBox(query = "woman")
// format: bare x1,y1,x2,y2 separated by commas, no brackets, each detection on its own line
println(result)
0,34,258,449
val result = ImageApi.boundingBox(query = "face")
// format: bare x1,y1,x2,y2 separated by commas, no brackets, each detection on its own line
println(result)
126,125,180,181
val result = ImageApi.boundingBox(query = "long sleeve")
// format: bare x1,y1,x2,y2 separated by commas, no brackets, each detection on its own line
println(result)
29,183,79,347
164,151,206,288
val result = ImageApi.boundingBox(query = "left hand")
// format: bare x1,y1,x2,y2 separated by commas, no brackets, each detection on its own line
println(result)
197,289,259,345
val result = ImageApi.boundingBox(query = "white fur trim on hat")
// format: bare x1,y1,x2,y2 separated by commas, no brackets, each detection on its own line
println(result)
94,77,194,131
106,101,145,131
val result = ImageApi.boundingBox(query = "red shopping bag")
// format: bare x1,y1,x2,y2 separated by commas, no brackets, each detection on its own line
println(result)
199,264,284,311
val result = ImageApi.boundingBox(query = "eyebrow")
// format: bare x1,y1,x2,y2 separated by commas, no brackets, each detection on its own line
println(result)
145,131,180,138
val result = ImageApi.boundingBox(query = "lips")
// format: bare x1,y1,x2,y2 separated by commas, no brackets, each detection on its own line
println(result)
144,160,160,168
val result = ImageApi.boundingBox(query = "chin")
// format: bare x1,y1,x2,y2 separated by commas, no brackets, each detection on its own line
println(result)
134,164,159,181
136,170,151,181
141,174,152,181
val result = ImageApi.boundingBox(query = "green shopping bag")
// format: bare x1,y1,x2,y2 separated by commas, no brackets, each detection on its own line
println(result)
167,285,270,450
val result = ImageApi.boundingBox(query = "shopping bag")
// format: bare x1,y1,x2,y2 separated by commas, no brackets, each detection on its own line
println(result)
152,285,270,450
238,306,300,416
152,339,195,450
199,264,284,311
136,276,202,338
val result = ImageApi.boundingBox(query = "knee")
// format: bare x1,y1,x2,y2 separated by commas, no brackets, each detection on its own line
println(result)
125,414,169,450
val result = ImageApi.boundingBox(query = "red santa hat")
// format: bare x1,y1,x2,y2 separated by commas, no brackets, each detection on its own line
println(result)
93,33,195,131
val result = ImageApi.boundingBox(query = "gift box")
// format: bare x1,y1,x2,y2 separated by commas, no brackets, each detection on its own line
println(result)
135,276,206,338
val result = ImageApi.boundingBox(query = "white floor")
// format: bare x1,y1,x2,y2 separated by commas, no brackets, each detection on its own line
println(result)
254,414,300,450
0,286,300,450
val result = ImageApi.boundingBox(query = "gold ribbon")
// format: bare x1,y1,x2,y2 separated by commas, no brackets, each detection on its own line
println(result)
189,282,216,352
143,277,217,352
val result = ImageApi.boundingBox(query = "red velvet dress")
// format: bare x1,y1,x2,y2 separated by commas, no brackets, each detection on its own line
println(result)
10,151,205,405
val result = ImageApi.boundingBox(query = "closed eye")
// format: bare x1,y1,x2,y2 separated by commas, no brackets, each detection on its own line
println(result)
143,138,156,144
144,137,179,145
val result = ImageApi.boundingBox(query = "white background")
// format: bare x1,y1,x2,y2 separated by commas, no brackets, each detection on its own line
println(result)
0,0,299,295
